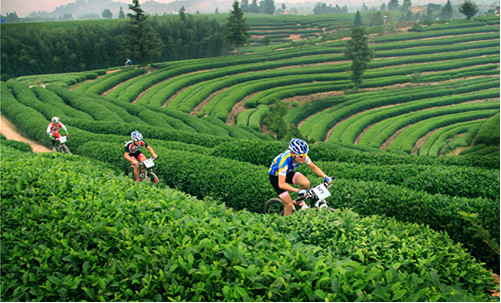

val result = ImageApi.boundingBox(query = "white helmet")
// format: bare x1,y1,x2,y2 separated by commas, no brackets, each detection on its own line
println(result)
51,117,60,123
289,138,309,155
131,131,143,141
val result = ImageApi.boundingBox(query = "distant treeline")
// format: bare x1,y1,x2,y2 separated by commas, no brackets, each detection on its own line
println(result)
1,16,227,80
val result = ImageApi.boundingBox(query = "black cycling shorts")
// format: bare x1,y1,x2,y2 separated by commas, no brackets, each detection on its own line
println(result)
269,171,298,196
128,151,145,160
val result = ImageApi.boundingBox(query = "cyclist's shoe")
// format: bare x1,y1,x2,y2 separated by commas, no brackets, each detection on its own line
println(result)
299,201,310,210
51,147,56,151
136,178,141,182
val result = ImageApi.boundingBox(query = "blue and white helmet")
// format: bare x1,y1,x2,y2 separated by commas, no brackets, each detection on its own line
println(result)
289,138,309,155
131,130,143,141
51,117,60,123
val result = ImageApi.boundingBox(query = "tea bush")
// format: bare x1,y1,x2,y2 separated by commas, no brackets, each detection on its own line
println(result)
0,135,33,152
1,146,497,301
76,141,500,271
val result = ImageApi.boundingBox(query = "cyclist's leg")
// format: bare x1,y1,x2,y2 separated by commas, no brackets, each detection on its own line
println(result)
137,153,146,162
291,172,310,190
269,174,294,215
128,155,140,181
280,192,294,215
51,132,60,149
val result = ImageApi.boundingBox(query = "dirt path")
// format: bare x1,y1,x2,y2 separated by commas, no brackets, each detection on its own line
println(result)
492,274,500,299
1,115,50,152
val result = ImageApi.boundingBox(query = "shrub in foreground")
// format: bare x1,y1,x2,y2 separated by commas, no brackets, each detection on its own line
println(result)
1,147,496,301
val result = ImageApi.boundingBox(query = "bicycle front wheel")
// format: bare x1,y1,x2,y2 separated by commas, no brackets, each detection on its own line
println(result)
265,198,285,215
318,204,338,212
149,172,159,183
60,144,71,154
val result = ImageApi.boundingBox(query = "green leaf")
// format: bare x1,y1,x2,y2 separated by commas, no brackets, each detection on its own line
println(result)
98,278,106,290
82,261,90,274
392,289,407,301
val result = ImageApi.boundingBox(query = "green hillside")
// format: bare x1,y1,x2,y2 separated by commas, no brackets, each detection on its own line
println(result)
18,15,495,157
1,13,499,301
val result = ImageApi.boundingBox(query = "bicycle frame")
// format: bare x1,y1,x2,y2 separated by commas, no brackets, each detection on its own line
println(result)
130,157,159,183
54,136,70,153
265,182,336,215
295,182,333,210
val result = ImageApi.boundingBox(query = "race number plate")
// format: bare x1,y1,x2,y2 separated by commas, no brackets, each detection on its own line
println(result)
311,184,331,201
143,158,155,168
59,136,67,143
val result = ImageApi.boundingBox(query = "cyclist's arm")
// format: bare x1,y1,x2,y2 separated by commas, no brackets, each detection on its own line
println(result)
60,123,69,135
46,124,52,136
146,145,158,159
278,174,300,193
307,161,328,180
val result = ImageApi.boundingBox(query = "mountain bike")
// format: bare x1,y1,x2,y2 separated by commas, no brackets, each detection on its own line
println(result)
128,157,159,183
53,136,71,154
265,182,337,215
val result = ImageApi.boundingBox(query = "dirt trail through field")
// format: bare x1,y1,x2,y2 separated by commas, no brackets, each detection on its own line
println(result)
1,115,50,152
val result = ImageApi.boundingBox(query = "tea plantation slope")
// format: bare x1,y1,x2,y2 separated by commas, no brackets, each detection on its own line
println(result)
79,18,500,134
1,146,497,301
77,141,500,273
2,79,499,272
2,81,271,142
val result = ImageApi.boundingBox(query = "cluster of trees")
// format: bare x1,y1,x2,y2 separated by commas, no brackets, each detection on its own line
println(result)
313,3,349,14
101,7,126,19
360,0,476,21
1,6,227,80
1,12,20,23
240,0,276,15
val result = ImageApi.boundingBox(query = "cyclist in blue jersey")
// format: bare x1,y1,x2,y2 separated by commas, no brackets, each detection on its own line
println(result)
124,131,158,182
269,138,333,216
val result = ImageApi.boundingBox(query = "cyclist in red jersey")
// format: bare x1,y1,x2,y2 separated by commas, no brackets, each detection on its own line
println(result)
46,117,69,151
124,131,158,182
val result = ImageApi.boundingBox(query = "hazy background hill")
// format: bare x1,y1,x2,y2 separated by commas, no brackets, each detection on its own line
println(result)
6,0,499,20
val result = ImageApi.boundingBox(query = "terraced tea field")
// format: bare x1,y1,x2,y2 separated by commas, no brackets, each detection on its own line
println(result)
58,17,500,157
1,13,499,302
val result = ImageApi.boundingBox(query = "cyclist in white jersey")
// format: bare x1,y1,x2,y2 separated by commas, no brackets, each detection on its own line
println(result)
269,138,333,216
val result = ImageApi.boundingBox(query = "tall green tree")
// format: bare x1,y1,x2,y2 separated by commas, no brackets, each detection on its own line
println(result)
118,6,125,18
459,0,478,20
179,6,186,21
241,0,249,11
354,10,363,27
224,0,250,54
260,0,276,14
262,100,302,140
122,0,163,66
387,0,399,10
344,12,374,92
249,0,259,13
401,0,412,11
441,0,453,19
102,9,112,19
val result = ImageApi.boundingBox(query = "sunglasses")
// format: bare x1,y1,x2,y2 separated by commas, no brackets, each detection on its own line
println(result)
295,153,308,158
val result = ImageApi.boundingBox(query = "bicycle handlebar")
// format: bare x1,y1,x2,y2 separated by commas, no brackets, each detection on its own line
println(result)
295,181,333,202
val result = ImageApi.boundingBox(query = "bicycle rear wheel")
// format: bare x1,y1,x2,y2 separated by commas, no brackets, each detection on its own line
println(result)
127,165,136,180
265,198,285,215
318,204,338,212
